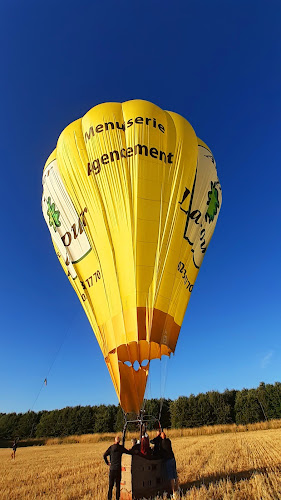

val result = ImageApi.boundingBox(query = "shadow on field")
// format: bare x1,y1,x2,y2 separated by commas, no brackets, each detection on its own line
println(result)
180,466,273,493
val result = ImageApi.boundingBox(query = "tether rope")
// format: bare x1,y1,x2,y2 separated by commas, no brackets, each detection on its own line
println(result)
28,309,79,413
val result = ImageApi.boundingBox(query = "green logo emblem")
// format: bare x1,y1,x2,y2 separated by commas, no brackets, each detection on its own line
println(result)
47,197,61,232
205,182,220,223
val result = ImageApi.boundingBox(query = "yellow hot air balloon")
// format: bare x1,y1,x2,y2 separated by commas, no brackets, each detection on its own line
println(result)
42,100,221,414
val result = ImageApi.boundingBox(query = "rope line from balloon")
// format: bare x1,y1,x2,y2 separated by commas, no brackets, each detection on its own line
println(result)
28,309,78,413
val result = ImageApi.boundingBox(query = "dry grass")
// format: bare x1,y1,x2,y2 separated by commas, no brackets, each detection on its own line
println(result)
42,419,281,446
1,427,281,499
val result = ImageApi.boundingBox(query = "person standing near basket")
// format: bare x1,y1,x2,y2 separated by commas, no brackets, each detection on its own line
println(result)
160,432,179,498
103,436,132,500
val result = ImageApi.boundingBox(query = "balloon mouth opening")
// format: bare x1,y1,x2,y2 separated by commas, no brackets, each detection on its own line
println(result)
141,359,149,368
106,342,174,374
123,360,150,371
133,360,140,371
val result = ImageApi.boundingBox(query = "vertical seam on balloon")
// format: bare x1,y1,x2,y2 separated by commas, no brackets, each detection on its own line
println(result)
66,126,109,356
81,110,125,398
63,122,108,355
121,102,144,413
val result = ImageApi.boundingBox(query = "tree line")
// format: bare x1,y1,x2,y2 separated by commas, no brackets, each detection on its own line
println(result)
1,382,281,440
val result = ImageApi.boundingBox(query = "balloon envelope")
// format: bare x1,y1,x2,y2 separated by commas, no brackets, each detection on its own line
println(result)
42,100,221,413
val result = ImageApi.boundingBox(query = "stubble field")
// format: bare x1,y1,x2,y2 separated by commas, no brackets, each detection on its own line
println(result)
0,427,281,499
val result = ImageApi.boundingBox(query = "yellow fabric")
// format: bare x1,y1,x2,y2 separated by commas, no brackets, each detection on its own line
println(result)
42,100,221,413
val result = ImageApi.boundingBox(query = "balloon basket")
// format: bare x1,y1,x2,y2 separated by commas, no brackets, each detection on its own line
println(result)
120,454,171,500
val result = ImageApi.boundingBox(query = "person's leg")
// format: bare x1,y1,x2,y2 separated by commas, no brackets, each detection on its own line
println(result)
115,471,121,500
170,458,179,495
107,470,114,500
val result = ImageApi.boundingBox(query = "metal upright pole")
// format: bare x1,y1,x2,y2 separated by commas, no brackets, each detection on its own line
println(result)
139,410,143,443
122,418,128,446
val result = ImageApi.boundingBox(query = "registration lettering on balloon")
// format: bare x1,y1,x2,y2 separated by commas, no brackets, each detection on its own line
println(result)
80,271,101,290
177,262,194,292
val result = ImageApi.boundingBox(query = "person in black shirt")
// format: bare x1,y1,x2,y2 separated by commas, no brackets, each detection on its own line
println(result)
11,439,17,460
160,432,179,497
103,436,131,500
130,438,140,453
150,429,162,457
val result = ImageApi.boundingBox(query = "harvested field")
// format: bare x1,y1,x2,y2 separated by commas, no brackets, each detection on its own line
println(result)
0,427,280,499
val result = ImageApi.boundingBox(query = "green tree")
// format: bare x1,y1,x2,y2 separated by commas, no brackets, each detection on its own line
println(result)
160,399,172,429
94,405,117,433
235,389,263,424
207,391,232,424
197,393,214,426
114,405,125,432
187,394,202,427
0,413,21,439
143,399,161,430
79,406,95,434
17,411,38,438
36,410,61,437
223,389,237,423
272,382,281,418
170,397,189,428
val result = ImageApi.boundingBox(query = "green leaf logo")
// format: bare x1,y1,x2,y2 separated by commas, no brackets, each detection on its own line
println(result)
47,197,61,232
205,182,220,223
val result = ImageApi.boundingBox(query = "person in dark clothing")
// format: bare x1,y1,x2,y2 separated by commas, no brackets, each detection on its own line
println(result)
161,432,179,496
140,433,151,456
103,436,131,500
150,429,162,457
130,438,140,453
11,440,17,460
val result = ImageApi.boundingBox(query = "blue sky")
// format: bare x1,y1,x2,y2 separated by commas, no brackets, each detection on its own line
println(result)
1,0,280,414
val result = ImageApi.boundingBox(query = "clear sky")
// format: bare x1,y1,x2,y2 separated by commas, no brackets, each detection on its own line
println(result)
1,0,280,414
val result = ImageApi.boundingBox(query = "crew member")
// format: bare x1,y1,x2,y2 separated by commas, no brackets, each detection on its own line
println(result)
103,436,131,500
11,439,17,460
161,432,179,497
150,429,162,457
130,438,140,452
140,433,150,456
